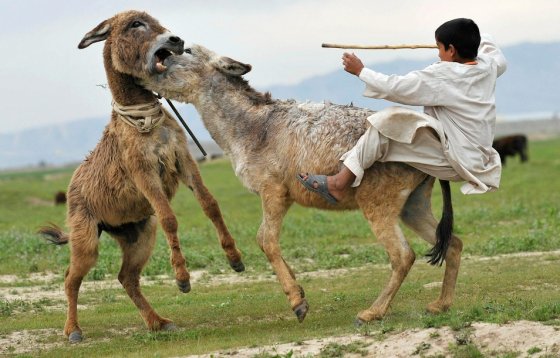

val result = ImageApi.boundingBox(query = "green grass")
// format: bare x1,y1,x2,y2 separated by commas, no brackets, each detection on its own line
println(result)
0,254,559,357
0,138,558,277
0,137,559,356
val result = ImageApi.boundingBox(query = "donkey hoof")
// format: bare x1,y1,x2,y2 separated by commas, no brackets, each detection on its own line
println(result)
293,300,309,323
354,318,366,328
162,322,177,331
68,331,83,343
176,280,191,293
229,260,245,273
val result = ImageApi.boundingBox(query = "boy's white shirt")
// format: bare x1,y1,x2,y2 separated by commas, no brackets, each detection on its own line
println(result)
358,34,507,194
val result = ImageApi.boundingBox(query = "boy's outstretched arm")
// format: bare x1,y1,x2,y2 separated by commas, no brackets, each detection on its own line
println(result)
479,33,507,77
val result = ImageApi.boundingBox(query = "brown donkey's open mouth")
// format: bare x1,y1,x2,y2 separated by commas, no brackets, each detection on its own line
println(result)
155,48,174,73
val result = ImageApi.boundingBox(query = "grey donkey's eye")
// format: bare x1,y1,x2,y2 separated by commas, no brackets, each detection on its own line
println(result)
184,48,192,54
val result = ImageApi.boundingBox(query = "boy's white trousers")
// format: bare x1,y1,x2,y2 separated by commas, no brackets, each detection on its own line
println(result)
340,123,462,187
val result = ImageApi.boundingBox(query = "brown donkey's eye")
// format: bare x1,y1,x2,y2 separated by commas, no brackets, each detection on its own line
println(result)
131,21,143,28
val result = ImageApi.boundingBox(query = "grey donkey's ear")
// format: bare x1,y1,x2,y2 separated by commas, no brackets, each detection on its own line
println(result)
78,19,112,49
213,56,252,76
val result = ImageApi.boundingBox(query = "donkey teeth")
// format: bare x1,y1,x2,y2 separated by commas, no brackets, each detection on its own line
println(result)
155,62,168,73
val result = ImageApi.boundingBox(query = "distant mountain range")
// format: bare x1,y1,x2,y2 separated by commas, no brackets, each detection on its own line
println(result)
1,41,558,170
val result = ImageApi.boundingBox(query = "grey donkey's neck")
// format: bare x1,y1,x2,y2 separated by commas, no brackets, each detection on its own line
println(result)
193,73,275,154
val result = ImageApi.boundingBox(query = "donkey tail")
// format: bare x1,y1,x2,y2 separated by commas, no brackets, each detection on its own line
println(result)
426,179,454,266
38,224,69,245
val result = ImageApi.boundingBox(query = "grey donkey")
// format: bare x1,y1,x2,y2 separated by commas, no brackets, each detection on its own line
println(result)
140,44,461,324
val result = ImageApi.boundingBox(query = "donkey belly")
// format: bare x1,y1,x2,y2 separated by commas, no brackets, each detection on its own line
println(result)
71,160,180,226
100,175,180,226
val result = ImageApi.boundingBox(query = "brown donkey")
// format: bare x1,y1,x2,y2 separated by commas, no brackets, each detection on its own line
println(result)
141,45,462,324
39,12,244,343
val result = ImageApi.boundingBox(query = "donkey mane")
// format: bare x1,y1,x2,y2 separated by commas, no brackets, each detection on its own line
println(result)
225,75,274,105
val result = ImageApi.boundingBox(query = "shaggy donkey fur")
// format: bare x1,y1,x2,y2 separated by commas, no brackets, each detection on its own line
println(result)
141,45,462,324
38,12,244,343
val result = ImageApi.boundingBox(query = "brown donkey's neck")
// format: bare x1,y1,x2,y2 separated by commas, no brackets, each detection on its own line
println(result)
103,50,156,106
108,71,156,105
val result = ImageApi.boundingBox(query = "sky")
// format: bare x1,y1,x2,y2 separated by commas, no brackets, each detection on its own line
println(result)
1,0,559,134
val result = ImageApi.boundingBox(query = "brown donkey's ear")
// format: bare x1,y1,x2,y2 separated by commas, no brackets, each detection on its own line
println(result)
78,19,112,49
213,56,252,76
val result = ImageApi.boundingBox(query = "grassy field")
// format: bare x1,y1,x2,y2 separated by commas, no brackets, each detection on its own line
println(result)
0,137,559,357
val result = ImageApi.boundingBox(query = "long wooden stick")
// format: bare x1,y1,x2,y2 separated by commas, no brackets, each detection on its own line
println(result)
322,43,437,50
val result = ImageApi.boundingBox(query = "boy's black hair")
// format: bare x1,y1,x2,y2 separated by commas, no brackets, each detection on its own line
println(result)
435,18,481,59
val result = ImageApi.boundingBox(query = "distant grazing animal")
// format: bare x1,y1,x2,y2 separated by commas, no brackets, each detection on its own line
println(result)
54,191,67,205
141,44,462,324
38,11,244,343
492,134,528,165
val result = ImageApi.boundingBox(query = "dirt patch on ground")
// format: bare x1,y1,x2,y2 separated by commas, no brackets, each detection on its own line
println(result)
0,328,125,355
0,271,59,284
186,321,560,358
2,321,558,357
0,329,64,355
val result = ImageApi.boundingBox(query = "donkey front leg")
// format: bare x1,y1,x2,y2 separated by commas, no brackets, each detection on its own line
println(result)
179,155,244,272
133,174,190,292
257,185,308,321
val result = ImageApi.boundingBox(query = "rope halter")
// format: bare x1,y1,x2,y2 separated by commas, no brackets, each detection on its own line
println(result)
112,100,166,133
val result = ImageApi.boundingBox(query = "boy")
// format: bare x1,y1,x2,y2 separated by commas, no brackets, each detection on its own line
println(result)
298,18,507,203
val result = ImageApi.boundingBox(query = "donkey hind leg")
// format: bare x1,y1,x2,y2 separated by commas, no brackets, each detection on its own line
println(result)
257,184,308,321
180,155,244,272
111,216,175,331
357,211,416,323
64,216,100,343
400,177,463,314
